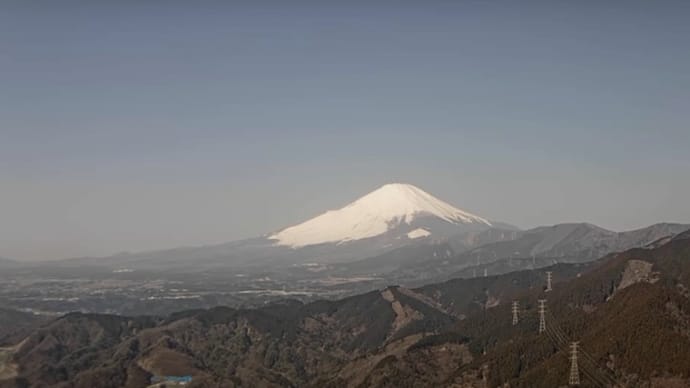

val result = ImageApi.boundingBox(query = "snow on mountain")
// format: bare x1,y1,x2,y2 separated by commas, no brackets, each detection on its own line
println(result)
407,228,431,239
269,183,491,248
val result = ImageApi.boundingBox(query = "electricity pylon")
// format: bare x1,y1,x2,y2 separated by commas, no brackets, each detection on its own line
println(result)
569,342,580,386
546,271,553,292
511,301,519,325
538,299,547,334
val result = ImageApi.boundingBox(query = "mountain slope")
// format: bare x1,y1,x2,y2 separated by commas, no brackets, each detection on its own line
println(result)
269,183,493,248
471,222,690,261
389,222,690,285
3,230,690,387
0,289,458,388
0,308,47,347
313,228,690,387
418,228,690,388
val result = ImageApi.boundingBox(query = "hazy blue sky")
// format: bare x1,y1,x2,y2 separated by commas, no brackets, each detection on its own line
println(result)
2,1,689,260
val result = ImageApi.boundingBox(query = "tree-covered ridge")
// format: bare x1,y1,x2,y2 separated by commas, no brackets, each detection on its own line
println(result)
0,232,688,387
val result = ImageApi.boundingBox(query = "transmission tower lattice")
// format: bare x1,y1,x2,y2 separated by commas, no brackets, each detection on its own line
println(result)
511,301,519,325
538,299,547,334
569,342,580,386
546,271,553,292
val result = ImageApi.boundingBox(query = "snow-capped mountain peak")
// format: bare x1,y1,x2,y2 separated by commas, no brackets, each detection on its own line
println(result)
269,183,491,248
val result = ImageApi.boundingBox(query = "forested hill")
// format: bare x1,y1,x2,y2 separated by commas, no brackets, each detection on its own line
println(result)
1,231,689,387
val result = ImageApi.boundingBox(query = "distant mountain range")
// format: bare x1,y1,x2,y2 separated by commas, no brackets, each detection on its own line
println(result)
328,222,690,287
6,185,689,285
2,223,689,387
470,222,690,260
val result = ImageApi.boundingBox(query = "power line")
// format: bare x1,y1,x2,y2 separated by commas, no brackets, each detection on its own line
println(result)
546,322,610,386
539,306,611,387
544,325,608,388
546,311,618,387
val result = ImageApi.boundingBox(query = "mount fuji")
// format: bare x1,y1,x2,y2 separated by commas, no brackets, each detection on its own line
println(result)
269,183,495,248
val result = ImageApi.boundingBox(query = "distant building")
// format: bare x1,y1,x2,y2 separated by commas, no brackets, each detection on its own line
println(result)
150,375,193,385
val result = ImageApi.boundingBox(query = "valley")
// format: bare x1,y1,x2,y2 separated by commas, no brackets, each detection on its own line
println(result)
0,267,380,318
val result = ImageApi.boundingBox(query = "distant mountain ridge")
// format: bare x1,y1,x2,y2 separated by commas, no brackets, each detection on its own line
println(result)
6,184,686,281
470,222,690,260
382,222,690,285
